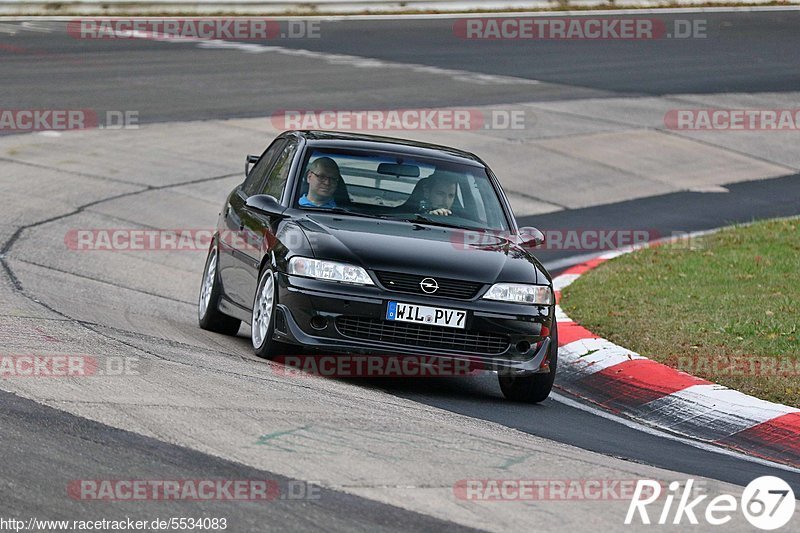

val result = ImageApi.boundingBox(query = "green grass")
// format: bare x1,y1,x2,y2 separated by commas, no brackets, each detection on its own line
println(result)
561,218,800,408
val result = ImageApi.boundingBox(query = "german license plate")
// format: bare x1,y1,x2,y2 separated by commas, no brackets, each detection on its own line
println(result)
386,301,466,329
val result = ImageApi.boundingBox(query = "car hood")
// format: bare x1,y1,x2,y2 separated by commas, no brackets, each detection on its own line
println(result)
297,214,548,285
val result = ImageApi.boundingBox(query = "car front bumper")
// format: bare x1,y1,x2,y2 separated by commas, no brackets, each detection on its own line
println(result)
271,273,555,375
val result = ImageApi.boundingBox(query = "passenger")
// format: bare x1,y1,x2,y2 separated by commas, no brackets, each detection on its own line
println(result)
299,157,340,208
420,172,459,216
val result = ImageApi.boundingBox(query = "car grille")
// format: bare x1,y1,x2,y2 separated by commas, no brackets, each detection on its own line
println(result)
335,317,510,355
374,271,482,300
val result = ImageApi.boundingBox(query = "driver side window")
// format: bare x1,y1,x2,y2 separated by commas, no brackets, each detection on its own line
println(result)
242,139,286,197
261,140,298,202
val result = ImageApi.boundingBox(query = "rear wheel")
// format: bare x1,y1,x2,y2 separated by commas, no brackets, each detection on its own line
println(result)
251,267,280,359
198,243,241,336
498,320,558,403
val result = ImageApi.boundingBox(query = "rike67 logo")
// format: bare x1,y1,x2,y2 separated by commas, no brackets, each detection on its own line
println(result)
626,477,796,530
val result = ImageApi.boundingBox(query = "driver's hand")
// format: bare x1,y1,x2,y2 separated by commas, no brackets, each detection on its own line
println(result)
428,208,452,216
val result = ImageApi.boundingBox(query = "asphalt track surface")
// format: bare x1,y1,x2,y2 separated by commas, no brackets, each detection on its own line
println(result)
2,10,800,530
0,389,477,532
1,12,800,124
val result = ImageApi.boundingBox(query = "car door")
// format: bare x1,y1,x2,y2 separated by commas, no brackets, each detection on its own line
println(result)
236,138,300,310
218,138,286,308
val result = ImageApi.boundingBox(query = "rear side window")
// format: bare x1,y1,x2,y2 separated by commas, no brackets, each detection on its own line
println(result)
242,139,286,196
261,140,298,201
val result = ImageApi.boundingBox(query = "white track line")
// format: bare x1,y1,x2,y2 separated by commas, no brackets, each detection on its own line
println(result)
113,29,541,86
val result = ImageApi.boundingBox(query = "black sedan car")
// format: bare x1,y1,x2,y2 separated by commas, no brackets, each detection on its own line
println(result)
198,131,557,402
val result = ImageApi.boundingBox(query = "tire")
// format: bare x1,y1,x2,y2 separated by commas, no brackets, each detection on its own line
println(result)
498,320,558,403
251,267,281,359
198,242,241,336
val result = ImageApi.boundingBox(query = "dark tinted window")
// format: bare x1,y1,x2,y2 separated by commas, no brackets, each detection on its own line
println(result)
242,139,286,196
262,139,298,201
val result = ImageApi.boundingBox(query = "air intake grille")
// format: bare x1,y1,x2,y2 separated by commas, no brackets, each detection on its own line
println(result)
374,271,482,300
335,317,509,355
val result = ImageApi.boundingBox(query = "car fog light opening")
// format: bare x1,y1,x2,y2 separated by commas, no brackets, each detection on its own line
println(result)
310,316,328,330
516,340,531,353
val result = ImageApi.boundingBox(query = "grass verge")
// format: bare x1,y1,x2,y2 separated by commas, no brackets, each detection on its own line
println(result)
561,217,800,408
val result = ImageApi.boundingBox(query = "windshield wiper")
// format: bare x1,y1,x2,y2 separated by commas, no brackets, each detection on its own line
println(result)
403,214,470,230
303,207,390,220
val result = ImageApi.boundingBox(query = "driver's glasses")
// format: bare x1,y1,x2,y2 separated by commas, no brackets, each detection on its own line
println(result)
310,170,336,183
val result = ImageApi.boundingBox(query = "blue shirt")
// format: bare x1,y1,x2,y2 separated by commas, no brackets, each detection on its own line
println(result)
299,194,336,209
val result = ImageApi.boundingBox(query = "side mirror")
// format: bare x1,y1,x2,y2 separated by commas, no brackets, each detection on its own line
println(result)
245,154,260,177
518,226,545,248
245,194,287,217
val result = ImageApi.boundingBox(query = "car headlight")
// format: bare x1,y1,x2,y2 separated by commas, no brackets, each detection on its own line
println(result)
288,257,374,285
482,283,553,305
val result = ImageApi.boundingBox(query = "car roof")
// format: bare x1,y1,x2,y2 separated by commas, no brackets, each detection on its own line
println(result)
288,130,486,167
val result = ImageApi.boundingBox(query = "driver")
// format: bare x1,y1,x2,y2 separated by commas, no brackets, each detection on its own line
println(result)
299,157,340,208
421,172,458,216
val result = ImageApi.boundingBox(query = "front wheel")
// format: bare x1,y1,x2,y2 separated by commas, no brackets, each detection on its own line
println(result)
251,267,281,359
198,243,241,336
498,320,558,403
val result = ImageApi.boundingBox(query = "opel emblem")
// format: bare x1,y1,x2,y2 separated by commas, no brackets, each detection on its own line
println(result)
420,277,439,294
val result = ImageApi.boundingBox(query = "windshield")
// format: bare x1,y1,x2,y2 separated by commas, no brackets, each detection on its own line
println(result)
293,147,510,231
